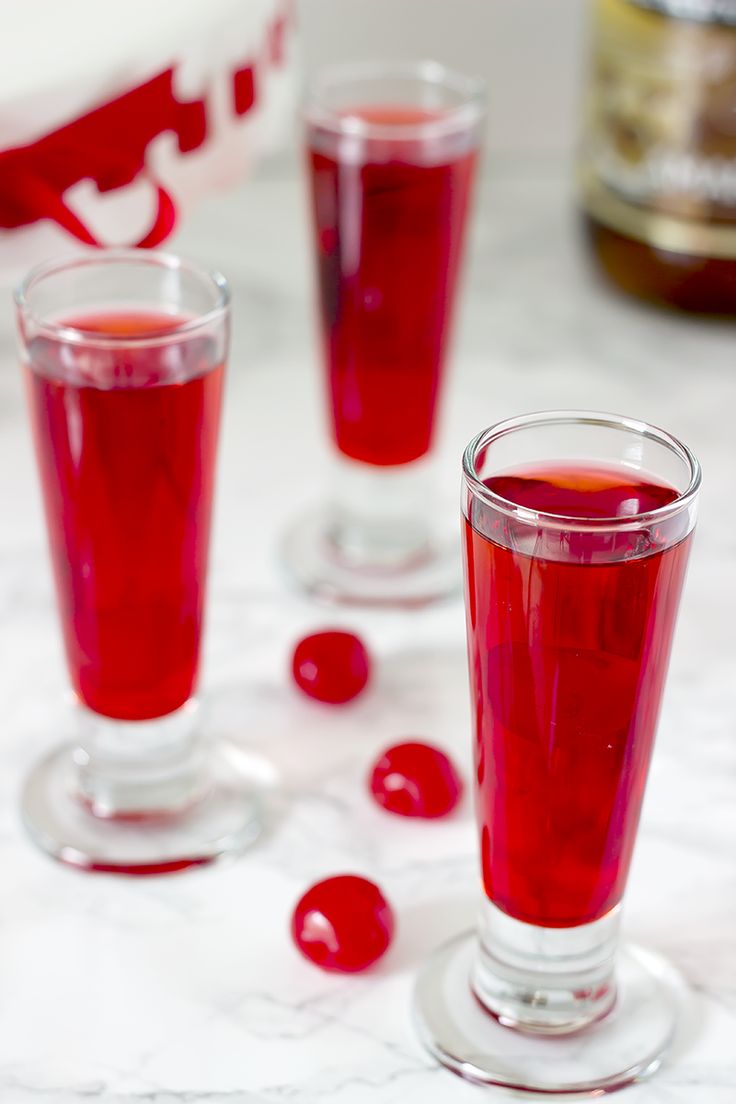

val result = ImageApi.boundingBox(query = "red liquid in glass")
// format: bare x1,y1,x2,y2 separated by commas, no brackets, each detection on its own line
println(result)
464,464,691,928
26,311,223,721
308,106,478,467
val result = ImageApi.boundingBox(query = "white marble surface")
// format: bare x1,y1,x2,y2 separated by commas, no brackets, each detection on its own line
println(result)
0,158,735,1102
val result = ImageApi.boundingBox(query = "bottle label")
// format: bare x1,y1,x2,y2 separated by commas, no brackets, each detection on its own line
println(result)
581,0,736,256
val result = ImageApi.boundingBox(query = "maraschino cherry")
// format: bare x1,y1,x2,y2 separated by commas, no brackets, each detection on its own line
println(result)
369,741,463,818
292,630,371,704
291,875,394,973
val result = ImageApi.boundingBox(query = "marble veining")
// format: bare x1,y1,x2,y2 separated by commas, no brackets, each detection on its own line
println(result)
0,158,734,1102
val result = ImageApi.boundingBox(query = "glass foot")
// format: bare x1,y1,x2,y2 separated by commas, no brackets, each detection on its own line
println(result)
413,929,688,1095
280,507,460,608
21,742,265,874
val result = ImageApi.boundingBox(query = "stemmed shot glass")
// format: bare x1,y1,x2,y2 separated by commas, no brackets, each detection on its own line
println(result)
282,61,485,605
414,411,701,1093
15,251,260,873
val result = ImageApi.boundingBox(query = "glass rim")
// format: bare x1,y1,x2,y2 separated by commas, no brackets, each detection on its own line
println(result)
14,249,231,348
462,410,702,532
302,59,486,141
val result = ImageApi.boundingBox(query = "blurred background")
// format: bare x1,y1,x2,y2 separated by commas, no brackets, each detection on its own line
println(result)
297,0,585,156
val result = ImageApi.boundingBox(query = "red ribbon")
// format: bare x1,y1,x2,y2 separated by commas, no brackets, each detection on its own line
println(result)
0,67,205,247
0,2,291,249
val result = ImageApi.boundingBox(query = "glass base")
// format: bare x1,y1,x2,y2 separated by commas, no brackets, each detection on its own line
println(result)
280,506,460,608
413,929,688,1095
21,742,264,874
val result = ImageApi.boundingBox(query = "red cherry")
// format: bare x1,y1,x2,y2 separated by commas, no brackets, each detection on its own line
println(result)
292,630,371,704
291,875,394,973
369,741,463,818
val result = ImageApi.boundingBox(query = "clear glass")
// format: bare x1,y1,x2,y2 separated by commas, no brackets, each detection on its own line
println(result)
281,60,485,606
414,410,701,1093
15,251,261,873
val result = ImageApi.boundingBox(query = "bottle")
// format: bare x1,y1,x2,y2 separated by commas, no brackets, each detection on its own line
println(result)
580,0,736,314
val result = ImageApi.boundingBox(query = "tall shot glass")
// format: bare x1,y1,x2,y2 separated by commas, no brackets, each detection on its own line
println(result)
15,251,261,873
414,411,701,1093
282,61,485,606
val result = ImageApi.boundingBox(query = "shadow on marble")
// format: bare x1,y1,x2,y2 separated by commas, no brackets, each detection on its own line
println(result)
372,643,469,740
383,892,477,975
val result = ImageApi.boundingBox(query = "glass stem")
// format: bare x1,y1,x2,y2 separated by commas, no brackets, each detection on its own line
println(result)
473,899,621,1034
327,454,435,569
74,701,209,819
